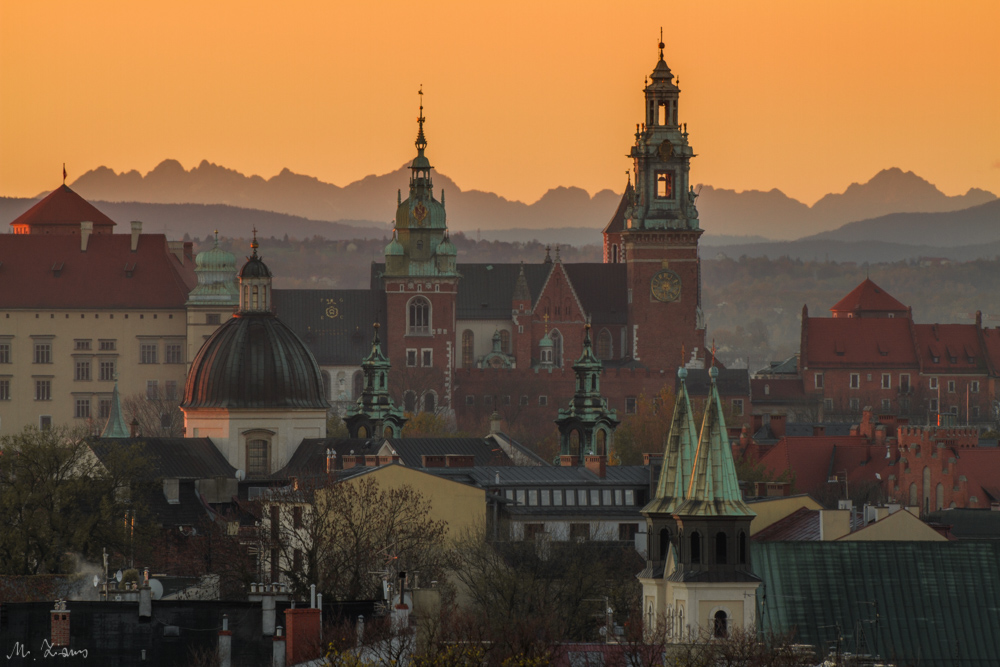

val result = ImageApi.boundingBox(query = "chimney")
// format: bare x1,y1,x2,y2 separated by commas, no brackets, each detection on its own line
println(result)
50,600,70,647
139,568,151,618
421,455,446,468
129,418,140,438
80,221,93,251
770,414,786,438
489,411,502,435
130,221,142,251
585,455,607,479
364,455,379,467
284,607,322,665
272,627,286,667
184,241,194,263
168,241,186,264
218,614,232,667
445,454,474,468
560,455,578,467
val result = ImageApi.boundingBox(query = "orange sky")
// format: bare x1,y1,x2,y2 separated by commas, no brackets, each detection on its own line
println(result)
1,0,998,206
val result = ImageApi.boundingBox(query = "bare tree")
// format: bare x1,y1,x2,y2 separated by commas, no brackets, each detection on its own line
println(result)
121,389,184,437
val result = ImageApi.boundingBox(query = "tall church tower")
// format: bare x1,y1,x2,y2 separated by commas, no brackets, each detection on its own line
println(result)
382,93,459,413
622,37,706,370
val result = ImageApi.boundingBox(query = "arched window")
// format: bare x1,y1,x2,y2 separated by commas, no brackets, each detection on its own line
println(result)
909,482,918,507
408,297,430,335
462,330,474,367
713,610,728,639
596,329,613,360
500,330,510,355
423,392,436,413
352,371,364,399
246,438,270,477
690,531,701,564
923,466,931,515
357,424,369,438
569,430,581,456
549,329,563,366
715,532,728,564
738,532,747,564
659,528,670,560
595,429,607,456
403,390,417,413
936,483,944,511
384,425,394,438
321,371,331,400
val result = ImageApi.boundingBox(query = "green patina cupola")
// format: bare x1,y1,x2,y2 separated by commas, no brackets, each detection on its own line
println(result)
555,324,620,461
344,323,408,439
187,230,239,306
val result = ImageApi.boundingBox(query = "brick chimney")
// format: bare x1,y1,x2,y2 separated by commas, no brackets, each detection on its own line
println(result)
813,425,826,436
80,221,93,251
421,455,446,468
342,455,360,470
364,455,379,467
445,454,474,468
770,414,786,438
130,221,142,252
285,608,322,665
50,600,70,647
585,455,607,478
560,455,578,467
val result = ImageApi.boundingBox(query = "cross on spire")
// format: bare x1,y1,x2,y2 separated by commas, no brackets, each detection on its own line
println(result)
658,27,664,60
415,86,427,152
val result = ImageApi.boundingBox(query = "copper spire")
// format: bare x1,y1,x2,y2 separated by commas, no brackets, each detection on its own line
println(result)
250,227,259,257
415,87,427,152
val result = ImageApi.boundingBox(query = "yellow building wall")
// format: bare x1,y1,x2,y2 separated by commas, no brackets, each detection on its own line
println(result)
747,495,824,535
838,508,947,541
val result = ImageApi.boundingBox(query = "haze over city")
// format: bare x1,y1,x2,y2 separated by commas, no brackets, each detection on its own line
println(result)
2,0,998,209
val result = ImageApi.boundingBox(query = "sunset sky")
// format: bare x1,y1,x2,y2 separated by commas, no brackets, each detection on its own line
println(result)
1,0,998,206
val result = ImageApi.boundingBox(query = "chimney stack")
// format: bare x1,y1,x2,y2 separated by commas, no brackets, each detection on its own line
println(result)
273,627,286,667
585,455,607,479
489,411,502,435
50,600,70,647
218,614,232,667
130,221,142,252
80,221,93,251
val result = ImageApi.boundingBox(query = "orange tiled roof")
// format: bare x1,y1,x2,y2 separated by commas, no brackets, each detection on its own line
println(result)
9,184,116,233
830,278,908,315
804,317,918,368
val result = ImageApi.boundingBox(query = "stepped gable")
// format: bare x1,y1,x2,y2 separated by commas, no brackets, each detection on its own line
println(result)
10,184,116,234
830,278,908,317
0,233,195,309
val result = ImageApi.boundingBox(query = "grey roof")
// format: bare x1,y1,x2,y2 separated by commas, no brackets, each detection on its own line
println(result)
90,437,236,480
431,464,650,487
562,264,628,324
144,480,214,527
273,437,381,479
382,438,515,468
926,508,1000,540
756,355,799,376
675,368,750,396
754,541,1000,667
273,288,386,366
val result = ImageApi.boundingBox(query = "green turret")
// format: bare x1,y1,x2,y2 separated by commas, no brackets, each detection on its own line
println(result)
555,324,620,461
344,323,408,439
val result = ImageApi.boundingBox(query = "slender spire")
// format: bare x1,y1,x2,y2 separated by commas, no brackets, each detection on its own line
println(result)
250,226,259,258
658,27,664,60
101,377,131,439
643,366,696,515
415,86,427,153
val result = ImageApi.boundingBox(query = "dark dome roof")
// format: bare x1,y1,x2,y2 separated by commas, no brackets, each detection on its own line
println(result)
183,313,329,410
239,255,272,279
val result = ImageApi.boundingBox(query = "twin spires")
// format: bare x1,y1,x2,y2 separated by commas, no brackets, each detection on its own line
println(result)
647,366,753,517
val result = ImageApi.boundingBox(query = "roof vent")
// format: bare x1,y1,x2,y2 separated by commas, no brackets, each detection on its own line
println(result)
51,262,64,277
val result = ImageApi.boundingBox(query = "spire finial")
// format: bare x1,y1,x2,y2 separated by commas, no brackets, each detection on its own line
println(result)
62,163,67,185
659,27,664,60
711,339,717,370
250,227,259,257
415,86,427,152
213,229,219,247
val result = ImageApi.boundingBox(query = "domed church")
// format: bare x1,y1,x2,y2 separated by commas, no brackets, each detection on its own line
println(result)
181,233,330,478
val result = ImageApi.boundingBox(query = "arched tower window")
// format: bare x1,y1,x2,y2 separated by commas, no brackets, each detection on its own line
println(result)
352,371,364,399
462,330,474,367
596,329,613,360
715,532,728,564
690,531,701,564
549,329,563,366
596,429,607,456
569,429,581,456
936,483,944,511
408,297,431,335
321,371,331,400
500,330,510,355
423,391,436,413
713,611,728,639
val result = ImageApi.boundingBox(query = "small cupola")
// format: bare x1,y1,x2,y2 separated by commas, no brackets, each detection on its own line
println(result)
238,229,272,313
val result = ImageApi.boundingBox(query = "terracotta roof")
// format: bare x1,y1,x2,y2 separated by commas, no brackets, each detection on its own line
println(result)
0,233,195,309
803,317,918,368
954,448,1000,503
982,328,1000,375
752,506,820,541
758,437,888,496
9,184,116,231
913,323,988,373
830,278,908,315
602,183,632,235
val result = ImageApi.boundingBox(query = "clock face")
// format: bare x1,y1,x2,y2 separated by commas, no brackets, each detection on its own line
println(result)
650,269,682,302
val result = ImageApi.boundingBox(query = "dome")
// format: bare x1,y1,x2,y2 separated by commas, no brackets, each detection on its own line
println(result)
239,255,271,279
195,235,236,272
539,332,554,348
182,313,329,410
395,196,446,230
436,234,457,256
384,233,404,256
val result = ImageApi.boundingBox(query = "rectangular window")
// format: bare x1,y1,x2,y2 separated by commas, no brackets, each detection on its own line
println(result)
39,415,52,430
502,395,511,406
881,398,891,412
930,398,939,411
881,373,891,389
528,490,538,506
465,395,475,406
824,398,834,411
165,380,178,400
900,397,911,411
99,339,117,351
731,399,744,416
565,489,575,506
293,506,303,529
0,342,10,364
249,440,271,478
654,171,674,199
850,373,860,389
406,349,417,367
950,405,959,415
973,406,980,418
75,398,91,419
849,397,859,412
929,377,938,390
590,489,600,506
538,395,547,406
615,489,623,505
421,349,432,367
74,339,92,351
0,379,10,400
34,342,52,364
972,381,980,393
99,397,112,419
75,360,91,381
140,343,158,364
900,374,910,392
553,490,563,506
625,396,637,414
146,380,159,400
618,523,639,542
206,313,221,325
165,343,183,364
520,395,529,406
540,490,550,506
484,395,493,407
569,523,591,541
35,379,51,401
100,360,116,381
516,490,525,505
579,489,588,505
624,489,634,505
814,373,824,389
948,380,956,393
602,489,612,505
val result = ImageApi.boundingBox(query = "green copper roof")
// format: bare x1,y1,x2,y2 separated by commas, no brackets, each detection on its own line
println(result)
674,366,754,517
345,323,407,434
101,381,131,439
642,367,696,516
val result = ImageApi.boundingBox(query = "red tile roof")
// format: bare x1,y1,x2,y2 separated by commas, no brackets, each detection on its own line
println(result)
9,185,116,233
981,328,1000,375
0,234,196,309
803,317,918,368
955,449,1000,503
830,278,908,316
758,436,889,496
913,323,988,373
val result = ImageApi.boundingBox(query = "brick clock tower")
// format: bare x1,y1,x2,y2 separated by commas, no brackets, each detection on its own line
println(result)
621,38,706,371
382,94,459,413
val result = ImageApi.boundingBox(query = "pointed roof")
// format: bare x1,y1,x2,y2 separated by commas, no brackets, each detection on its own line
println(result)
675,366,754,517
830,278,908,317
10,184,117,232
602,182,634,235
101,381,131,438
642,367,697,516
512,263,531,302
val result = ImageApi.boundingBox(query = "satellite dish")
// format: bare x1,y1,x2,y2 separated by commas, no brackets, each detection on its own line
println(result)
149,579,164,601
235,469,246,481
93,575,100,588
115,570,123,583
